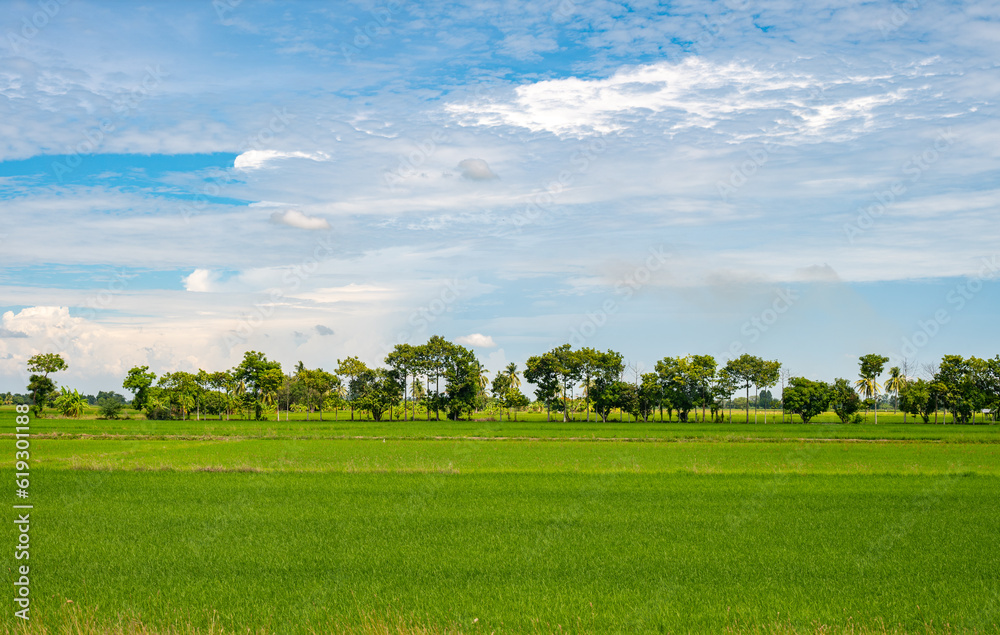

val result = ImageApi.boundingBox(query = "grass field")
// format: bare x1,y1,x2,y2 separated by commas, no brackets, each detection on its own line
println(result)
2,408,999,633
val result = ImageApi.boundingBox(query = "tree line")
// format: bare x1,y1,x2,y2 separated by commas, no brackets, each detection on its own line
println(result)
13,344,1000,424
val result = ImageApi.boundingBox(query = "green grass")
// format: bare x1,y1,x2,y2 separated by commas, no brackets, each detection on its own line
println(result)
1,408,998,633
6,406,999,443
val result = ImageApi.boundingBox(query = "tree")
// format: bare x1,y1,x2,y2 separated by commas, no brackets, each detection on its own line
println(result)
549,345,583,422
884,366,906,414
259,368,285,421
830,378,862,423
782,377,832,424
440,341,480,421
123,365,157,412
297,367,337,421
26,353,68,416
233,351,283,420
335,356,368,421
580,349,625,424
54,388,86,418
352,368,403,422
752,359,781,424
855,354,889,423
655,356,698,422
899,378,932,423
385,344,420,422
934,355,977,424
97,394,125,420
637,372,660,422
722,354,761,423
524,354,561,422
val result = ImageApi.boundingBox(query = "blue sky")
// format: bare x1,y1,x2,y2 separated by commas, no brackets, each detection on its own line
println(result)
1,0,998,394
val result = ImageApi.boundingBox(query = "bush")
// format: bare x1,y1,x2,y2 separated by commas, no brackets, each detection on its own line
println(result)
97,396,125,419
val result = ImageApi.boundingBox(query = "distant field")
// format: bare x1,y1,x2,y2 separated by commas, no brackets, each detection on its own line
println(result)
5,406,999,443
2,409,998,633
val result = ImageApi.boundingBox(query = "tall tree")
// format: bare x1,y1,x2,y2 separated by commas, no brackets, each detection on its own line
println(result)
335,356,369,421
123,365,157,412
548,344,583,422
385,344,420,422
524,354,561,422
233,351,283,420
752,359,781,424
722,354,760,423
27,353,68,416
856,354,889,424
883,366,906,415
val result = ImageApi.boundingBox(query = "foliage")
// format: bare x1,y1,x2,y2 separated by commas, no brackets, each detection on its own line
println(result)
123,365,157,411
351,368,403,422
54,388,87,418
26,352,67,416
97,395,125,419
782,377,832,423
830,378,862,423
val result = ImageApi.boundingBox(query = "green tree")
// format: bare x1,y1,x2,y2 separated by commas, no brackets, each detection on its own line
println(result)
855,354,889,423
830,378,862,423
579,349,624,424
752,359,781,424
934,355,977,424
26,353,68,416
884,366,907,414
297,367,337,421
233,351,283,420
524,353,561,422
123,365,157,412
782,377,832,423
385,344,420,422
335,356,368,421
440,341,480,421
899,378,932,423
351,368,403,422
54,388,86,418
722,354,761,423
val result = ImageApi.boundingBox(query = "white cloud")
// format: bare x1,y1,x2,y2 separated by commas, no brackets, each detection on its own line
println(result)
455,333,497,348
234,150,329,170
184,269,220,293
270,209,331,230
446,58,924,142
458,158,498,180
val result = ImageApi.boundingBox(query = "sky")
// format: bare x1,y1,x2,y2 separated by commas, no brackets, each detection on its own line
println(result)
1,0,998,396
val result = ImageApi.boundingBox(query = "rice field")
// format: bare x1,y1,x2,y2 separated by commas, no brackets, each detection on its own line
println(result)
1,408,998,633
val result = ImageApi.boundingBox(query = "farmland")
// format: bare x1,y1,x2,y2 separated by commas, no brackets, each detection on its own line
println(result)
2,407,999,633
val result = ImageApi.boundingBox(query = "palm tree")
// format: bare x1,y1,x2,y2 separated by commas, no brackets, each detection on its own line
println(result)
476,363,490,393
505,363,521,389
856,354,889,423
884,366,907,414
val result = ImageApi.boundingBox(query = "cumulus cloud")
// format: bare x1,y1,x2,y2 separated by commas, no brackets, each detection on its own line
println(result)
315,325,334,336
183,269,220,293
234,150,329,171
455,333,497,348
458,158,498,181
270,209,331,230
